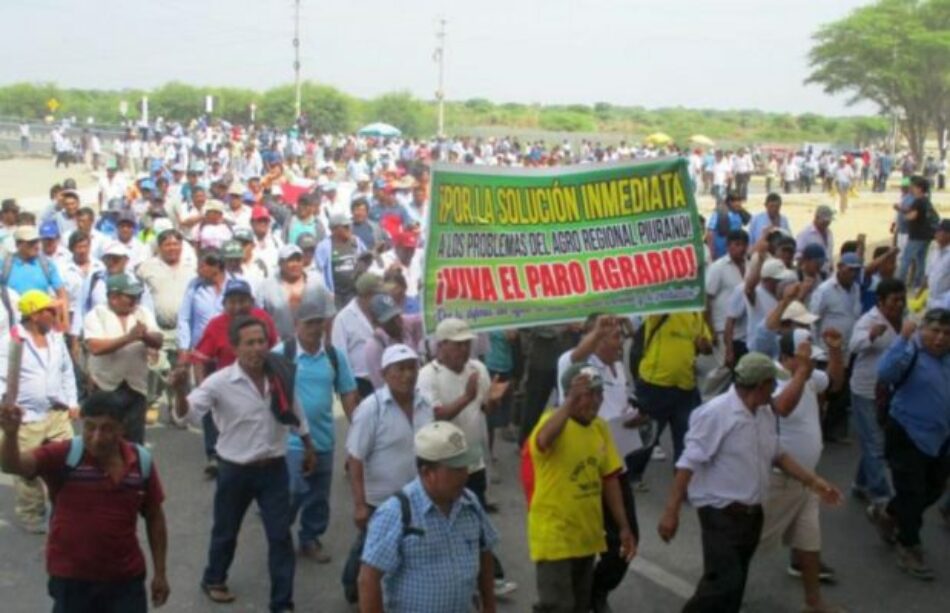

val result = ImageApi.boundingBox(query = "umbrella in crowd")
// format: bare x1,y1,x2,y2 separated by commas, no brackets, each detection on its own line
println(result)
644,132,673,146
689,134,715,146
357,122,402,138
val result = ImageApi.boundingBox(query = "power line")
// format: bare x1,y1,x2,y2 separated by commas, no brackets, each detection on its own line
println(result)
293,0,302,120
434,17,447,137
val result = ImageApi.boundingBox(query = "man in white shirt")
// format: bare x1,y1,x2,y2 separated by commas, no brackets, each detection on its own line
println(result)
762,330,845,613
658,353,841,613
173,315,315,611
923,219,950,308
342,344,433,604
711,150,732,203
0,291,77,533
796,206,835,274
82,274,163,444
705,229,748,388
332,273,383,398
250,205,283,273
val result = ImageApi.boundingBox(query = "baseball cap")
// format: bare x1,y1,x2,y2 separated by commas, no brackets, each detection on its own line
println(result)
801,244,826,262
435,317,476,343
62,178,77,190
734,352,787,386
323,181,338,192
13,226,39,242
355,273,383,297
223,279,253,298
414,421,480,469
278,244,303,261
781,300,819,325
355,172,370,183
139,179,156,192
815,205,835,220
251,205,271,221
1,199,19,213
328,212,351,228
369,293,401,323
726,229,749,244
203,200,225,214
102,242,130,259
228,182,247,196
559,362,604,393
296,286,336,321
18,290,55,318
761,258,791,280
105,273,144,297
39,220,60,239
295,233,317,250
221,240,244,260
241,191,256,204
116,210,137,226
839,252,863,269
233,227,254,243
381,343,419,369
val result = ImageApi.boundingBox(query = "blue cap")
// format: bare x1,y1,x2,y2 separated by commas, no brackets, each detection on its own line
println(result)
242,191,255,203
223,279,253,298
150,159,164,172
39,220,60,239
839,252,863,269
139,179,156,191
373,178,387,189
801,244,826,262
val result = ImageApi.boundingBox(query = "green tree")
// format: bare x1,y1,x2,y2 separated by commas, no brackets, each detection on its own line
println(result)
365,91,431,137
807,0,950,162
259,82,354,132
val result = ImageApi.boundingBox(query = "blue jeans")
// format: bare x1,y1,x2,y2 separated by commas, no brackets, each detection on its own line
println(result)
286,449,333,547
898,238,930,288
203,458,295,612
850,393,893,504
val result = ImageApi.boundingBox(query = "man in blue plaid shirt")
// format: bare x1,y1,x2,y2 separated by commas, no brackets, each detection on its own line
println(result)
359,421,499,613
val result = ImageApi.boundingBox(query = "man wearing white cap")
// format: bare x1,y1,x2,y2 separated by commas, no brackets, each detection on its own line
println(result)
342,343,433,604
193,200,234,251
315,212,367,310
760,329,845,613
72,242,154,338
749,283,820,359
258,244,326,342
417,317,517,597
744,250,797,343
359,421,499,613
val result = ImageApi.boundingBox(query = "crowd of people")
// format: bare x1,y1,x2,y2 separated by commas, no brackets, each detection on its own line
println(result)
0,120,947,613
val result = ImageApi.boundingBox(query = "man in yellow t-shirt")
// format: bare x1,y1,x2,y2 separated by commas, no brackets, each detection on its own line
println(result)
635,312,712,473
525,362,637,612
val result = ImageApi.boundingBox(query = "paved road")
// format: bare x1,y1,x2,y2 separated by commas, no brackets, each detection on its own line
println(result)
1,409,948,613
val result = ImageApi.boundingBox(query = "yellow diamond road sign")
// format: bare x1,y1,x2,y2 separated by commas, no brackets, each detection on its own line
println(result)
46,98,60,112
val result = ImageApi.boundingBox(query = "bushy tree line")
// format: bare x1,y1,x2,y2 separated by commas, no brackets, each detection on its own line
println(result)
0,80,889,146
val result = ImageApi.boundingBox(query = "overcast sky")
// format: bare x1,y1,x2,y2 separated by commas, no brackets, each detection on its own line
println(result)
3,0,878,116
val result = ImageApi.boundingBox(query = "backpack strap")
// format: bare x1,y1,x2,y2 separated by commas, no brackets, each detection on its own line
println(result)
461,490,487,548
394,490,425,537
1,256,16,323
65,436,84,469
135,443,152,481
283,337,297,362
326,345,340,384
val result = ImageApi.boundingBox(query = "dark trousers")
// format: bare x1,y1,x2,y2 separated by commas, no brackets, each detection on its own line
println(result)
818,363,851,441
342,505,376,603
111,382,146,444
534,556,595,613
467,468,505,580
49,575,146,613
637,382,700,463
203,458,295,613
591,473,639,605
519,368,558,446
884,421,950,548
683,505,763,613
355,377,375,400
203,413,219,459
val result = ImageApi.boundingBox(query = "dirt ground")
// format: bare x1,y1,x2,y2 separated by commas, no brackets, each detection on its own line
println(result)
2,157,947,253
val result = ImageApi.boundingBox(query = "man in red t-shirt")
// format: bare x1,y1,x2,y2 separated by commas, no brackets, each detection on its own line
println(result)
0,390,169,612
192,278,279,380
190,278,278,477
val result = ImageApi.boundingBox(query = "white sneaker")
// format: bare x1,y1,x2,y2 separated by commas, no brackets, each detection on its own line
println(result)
493,579,518,597
652,446,667,461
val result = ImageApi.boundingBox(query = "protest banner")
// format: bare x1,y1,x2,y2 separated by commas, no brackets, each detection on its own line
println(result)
421,157,706,333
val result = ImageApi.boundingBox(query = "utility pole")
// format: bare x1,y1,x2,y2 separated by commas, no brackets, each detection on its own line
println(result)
293,0,302,121
434,17,447,137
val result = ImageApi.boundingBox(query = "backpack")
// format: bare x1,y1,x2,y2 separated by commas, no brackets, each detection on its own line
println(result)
628,314,669,383
392,489,485,546
65,436,152,481
84,270,106,313
1,254,54,323
924,200,940,235
282,337,340,384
